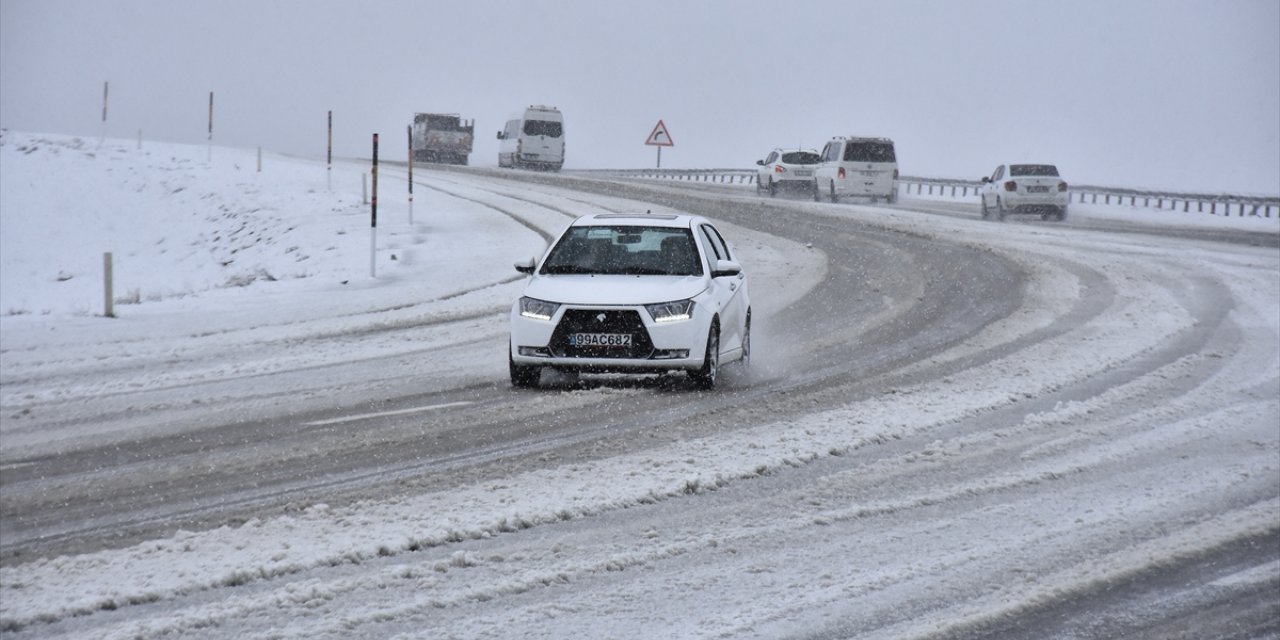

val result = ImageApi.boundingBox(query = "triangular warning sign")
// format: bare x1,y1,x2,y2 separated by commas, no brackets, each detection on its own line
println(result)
645,120,674,147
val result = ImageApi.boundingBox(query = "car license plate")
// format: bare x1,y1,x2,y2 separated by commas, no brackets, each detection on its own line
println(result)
570,333,632,347
794,170,813,177
1027,186,1050,193
861,170,878,177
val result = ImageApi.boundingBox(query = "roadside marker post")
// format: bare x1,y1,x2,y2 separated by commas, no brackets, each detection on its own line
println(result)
407,125,414,225
371,133,379,279
327,110,333,190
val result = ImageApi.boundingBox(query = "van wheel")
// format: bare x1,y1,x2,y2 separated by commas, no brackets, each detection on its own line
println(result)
829,182,839,203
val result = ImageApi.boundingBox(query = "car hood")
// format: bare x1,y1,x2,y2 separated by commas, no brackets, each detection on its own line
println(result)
523,274,708,306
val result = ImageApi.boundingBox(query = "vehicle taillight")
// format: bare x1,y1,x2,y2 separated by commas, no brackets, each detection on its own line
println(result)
774,165,786,173
1004,180,1017,192
838,167,846,179
1058,181,1068,192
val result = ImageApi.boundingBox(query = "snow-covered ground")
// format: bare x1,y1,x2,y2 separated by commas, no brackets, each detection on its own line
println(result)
1,132,1277,638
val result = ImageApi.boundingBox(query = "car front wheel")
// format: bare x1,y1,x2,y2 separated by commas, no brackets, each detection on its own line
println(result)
980,196,990,219
690,323,720,390
996,197,1007,221
509,352,540,388
829,181,839,203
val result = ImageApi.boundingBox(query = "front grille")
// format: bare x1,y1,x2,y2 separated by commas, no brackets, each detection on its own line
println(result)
550,309,654,359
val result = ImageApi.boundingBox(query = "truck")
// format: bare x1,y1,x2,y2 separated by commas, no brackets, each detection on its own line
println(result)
411,113,474,165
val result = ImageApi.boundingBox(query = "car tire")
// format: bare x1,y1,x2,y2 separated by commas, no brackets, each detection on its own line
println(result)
1057,206,1068,221
812,180,821,202
768,179,777,198
829,182,839,203
739,312,751,371
996,197,1007,221
980,196,990,219
509,352,540,388
690,323,720,390
755,177,763,195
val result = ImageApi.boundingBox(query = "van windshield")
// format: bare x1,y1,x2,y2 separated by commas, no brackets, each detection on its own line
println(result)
523,120,562,138
843,142,896,163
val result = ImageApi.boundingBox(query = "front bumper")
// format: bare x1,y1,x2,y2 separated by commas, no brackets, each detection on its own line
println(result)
510,303,710,372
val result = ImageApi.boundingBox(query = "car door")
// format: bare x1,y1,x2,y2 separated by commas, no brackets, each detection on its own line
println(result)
758,151,778,186
983,165,1004,208
698,223,747,356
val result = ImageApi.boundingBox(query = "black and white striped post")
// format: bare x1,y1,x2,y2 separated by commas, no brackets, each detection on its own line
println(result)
407,125,414,225
370,133,379,278
327,110,333,190
207,91,214,162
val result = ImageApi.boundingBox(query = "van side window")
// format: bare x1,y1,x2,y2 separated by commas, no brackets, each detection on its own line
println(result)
505,120,520,138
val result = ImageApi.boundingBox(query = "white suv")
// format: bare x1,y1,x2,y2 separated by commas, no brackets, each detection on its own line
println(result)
755,148,821,197
813,137,898,203
509,212,751,389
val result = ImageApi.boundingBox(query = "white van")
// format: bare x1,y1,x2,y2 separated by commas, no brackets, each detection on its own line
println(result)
497,105,565,171
813,136,898,203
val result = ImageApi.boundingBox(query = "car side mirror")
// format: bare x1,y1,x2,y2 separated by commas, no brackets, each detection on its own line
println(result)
756,160,764,166
711,259,741,278
496,131,504,140
514,257,536,274
980,176,991,184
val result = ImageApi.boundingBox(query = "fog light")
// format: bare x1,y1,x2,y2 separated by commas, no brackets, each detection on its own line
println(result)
651,349,690,360
518,347,551,357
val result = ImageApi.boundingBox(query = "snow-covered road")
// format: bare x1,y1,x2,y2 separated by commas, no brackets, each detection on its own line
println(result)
1,134,1277,638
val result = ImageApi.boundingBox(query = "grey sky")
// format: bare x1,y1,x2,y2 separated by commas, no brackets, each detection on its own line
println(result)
2,0,1277,193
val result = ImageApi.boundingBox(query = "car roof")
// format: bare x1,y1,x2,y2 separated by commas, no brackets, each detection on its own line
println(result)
571,212,697,228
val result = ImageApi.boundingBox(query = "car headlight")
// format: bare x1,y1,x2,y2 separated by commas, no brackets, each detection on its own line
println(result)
519,297,560,321
645,299,694,323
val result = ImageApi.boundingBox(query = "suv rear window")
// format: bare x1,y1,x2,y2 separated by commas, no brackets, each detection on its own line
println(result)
780,151,820,165
843,142,896,163
1010,164,1059,177
523,120,562,138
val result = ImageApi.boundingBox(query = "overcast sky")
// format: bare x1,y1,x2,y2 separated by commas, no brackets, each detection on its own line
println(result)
2,0,1277,193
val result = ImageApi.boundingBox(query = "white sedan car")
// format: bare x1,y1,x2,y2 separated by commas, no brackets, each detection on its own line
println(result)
509,212,750,389
979,163,1070,221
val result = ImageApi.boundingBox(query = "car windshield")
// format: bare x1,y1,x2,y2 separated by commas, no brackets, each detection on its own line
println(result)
843,142,896,163
522,119,562,138
540,226,703,276
1010,164,1060,177
781,151,820,165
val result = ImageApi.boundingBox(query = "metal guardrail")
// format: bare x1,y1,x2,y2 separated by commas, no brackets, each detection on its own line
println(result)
574,169,1279,218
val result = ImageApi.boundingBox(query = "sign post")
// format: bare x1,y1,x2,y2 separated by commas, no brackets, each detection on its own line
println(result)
327,110,333,190
100,81,108,145
645,119,674,168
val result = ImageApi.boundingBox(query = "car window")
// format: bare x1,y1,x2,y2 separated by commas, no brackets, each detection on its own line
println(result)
842,142,896,163
992,165,1004,181
699,224,732,265
522,119,562,138
540,226,701,276
1009,164,1060,177
823,143,840,162
765,151,778,164
781,151,820,165
504,120,520,137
